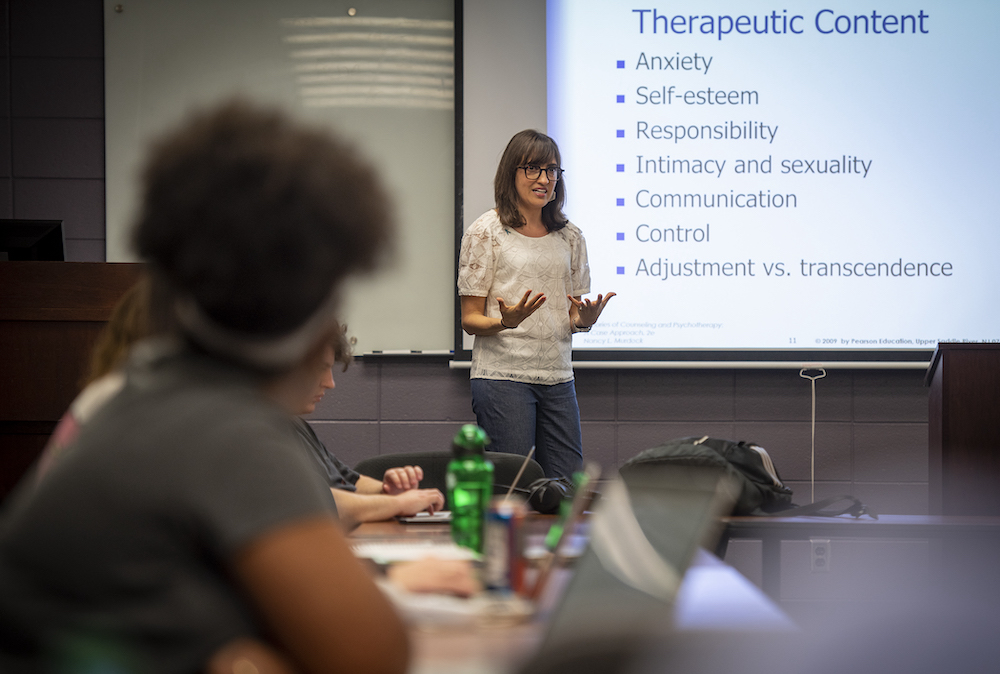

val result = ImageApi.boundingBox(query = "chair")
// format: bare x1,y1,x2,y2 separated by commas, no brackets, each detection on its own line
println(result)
354,451,545,507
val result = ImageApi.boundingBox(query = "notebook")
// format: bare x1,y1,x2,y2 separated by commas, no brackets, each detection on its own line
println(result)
351,537,476,564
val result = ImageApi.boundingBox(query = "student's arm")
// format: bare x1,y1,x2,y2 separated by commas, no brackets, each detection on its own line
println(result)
331,488,445,528
386,559,481,597
354,475,386,494
232,515,410,674
206,637,300,674
355,466,423,495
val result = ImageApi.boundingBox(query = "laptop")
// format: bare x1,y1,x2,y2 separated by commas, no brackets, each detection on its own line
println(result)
532,464,734,654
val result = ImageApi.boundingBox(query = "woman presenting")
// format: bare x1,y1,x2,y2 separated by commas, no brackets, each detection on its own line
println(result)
458,130,614,478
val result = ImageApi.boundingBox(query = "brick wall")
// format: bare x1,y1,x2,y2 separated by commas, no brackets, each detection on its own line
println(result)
0,0,105,261
308,361,929,516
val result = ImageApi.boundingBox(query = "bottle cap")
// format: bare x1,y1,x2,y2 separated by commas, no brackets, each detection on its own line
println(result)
452,423,490,457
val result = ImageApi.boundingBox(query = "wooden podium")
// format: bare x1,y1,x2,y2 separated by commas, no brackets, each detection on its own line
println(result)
926,343,1000,515
0,262,143,500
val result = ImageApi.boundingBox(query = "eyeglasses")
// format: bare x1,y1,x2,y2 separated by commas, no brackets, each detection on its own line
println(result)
518,165,563,181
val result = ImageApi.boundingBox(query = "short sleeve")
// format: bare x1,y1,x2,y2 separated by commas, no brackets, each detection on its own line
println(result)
457,214,496,297
182,411,337,558
292,417,358,491
327,453,361,487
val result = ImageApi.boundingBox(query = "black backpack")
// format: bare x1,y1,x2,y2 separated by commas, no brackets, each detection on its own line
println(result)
620,436,792,516
621,436,876,518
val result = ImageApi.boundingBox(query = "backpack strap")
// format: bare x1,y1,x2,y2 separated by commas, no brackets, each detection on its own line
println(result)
766,494,878,520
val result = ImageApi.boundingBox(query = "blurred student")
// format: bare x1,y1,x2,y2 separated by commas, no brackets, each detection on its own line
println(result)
274,327,445,528
34,276,152,481
0,100,407,674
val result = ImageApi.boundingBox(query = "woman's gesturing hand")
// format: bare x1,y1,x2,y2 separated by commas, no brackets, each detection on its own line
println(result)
568,292,616,329
497,289,546,329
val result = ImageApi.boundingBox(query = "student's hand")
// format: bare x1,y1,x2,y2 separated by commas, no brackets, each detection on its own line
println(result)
386,559,481,597
394,488,445,516
382,465,423,494
497,290,546,329
206,637,299,674
568,292,616,329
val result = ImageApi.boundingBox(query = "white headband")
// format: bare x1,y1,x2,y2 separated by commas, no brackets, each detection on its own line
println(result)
173,287,340,371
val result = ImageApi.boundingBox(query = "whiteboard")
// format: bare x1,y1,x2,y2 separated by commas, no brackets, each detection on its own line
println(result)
104,0,456,354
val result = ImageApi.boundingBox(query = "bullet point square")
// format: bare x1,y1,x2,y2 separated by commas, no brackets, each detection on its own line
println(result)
616,129,624,138
616,266,625,275
616,164,625,173
616,198,624,206
616,94,625,103
616,60,625,69
616,232,624,241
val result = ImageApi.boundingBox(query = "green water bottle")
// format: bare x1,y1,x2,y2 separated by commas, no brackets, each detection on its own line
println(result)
446,424,494,553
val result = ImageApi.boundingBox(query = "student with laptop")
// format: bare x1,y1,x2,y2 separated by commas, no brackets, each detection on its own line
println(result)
277,326,446,528
0,101,408,674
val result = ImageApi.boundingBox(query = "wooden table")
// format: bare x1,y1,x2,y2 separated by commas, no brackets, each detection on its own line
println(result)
718,514,1000,599
353,517,794,674
351,517,547,674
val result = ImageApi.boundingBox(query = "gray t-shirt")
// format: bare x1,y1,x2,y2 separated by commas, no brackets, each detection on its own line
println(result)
292,416,360,492
0,344,337,674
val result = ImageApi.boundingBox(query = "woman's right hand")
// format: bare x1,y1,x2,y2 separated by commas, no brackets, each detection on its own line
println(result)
497,290,546,329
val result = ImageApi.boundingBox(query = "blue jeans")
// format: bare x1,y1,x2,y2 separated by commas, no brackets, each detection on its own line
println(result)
470,378,584,479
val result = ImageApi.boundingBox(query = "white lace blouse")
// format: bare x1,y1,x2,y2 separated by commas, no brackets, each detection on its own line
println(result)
458,209,590,384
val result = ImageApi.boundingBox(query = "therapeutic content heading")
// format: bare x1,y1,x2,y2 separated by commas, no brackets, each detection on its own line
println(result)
631,9,931,39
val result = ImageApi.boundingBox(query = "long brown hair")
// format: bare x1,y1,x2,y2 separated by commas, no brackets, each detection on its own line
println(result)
84,276,152,386
493,129,568,232
331,321,353,372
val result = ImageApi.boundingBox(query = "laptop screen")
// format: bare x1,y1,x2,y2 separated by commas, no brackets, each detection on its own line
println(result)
535,464,733,653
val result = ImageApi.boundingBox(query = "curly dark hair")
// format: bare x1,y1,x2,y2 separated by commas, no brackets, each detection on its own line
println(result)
133,99,394,341
493,129,568,232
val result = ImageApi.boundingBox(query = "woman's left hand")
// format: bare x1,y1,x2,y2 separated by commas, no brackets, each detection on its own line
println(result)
568,292,616,330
